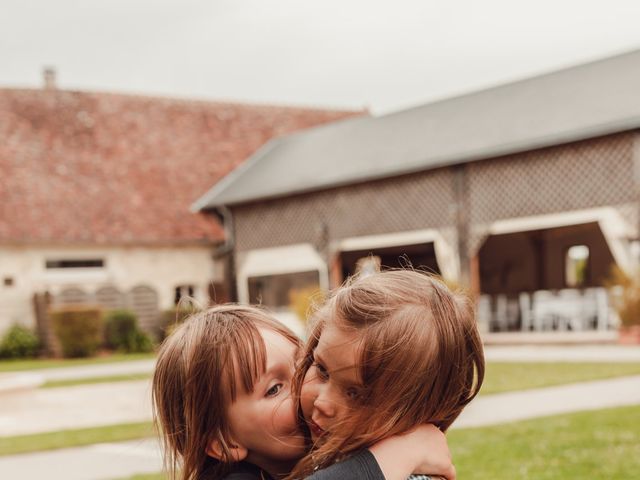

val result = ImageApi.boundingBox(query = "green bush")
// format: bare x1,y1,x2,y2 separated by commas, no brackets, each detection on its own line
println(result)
0,324,40,359
104,310,154,353
104,310,137,350
130,329,154,353
51,307,104,358
607,266,640,327
157,306,199,340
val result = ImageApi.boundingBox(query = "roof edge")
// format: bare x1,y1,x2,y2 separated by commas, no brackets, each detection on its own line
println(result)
205,120,640,208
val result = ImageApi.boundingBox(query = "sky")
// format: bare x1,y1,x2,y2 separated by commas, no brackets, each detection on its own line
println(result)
2,0,640,114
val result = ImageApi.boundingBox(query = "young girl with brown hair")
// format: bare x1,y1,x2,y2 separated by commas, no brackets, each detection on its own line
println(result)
152,304,455,480
292,270,485,478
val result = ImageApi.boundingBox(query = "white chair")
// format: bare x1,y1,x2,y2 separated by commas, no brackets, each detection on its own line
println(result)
584,287,610,331
532,290,556,331
519,292,533,331
476,295,492,334
495,294,509,332
557,289,584,331
506,297,521,331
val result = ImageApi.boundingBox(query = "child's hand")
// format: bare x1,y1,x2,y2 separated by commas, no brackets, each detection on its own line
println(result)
368,424,455,480
406,424,455,479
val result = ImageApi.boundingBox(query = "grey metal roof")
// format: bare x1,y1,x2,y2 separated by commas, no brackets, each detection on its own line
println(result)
193,49,640,211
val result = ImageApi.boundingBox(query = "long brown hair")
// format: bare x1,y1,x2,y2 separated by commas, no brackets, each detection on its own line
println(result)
152,304,301,480
290,270,485,478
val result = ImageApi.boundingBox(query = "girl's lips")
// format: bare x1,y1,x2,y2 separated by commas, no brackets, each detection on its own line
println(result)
308,419,325,437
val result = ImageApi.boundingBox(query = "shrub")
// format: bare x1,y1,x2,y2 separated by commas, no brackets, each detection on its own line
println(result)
157,306,199,340
104,309,154,353
130,329,154,353
50,307,104,358
289,286,325,324
104,310,137,350
0,324,40,359
607,266,640,327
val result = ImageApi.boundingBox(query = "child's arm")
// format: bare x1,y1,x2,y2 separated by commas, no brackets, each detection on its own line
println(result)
306,424,454,480
368,424,455,480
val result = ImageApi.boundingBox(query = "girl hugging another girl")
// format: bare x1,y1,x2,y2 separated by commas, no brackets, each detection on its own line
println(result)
152,270,484,480
292,270,485,478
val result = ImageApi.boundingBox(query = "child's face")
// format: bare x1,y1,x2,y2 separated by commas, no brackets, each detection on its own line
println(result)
299,322,362,442
226,328,307,472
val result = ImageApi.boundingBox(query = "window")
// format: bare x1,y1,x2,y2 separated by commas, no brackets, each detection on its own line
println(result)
174,285,195,305
565,245,589,287
46,259,104,269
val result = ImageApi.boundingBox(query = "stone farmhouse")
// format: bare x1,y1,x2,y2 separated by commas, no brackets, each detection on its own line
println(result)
0,74,361,335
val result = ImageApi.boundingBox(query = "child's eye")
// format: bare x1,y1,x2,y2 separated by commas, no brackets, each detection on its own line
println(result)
265,383,283,397
313,362,329,381
346,387,361,401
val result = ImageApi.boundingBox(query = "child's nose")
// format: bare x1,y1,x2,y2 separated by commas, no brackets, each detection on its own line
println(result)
313,391,336,418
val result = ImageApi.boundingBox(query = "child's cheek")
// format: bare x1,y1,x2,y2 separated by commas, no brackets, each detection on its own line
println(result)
272,396,298,434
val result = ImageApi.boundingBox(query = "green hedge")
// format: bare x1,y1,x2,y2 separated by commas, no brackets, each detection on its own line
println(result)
51,307,104,358
104,310,153,353
157,306,200,340
0,325,40,359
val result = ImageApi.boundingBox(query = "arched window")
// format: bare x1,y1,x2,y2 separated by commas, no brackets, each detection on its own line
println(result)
95,286,126,311
128,285,159,332
57,287,89,306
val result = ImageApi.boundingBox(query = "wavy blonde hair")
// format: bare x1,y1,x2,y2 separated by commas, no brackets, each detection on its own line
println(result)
152,304,301,480
290,270,485,478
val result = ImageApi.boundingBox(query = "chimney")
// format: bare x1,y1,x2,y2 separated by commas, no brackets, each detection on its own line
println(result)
43,67,57,90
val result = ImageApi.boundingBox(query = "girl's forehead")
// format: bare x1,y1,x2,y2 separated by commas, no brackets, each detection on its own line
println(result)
259,327,301,373
315,323,361,378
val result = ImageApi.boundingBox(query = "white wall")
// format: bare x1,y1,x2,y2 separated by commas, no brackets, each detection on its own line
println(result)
0,244,221,333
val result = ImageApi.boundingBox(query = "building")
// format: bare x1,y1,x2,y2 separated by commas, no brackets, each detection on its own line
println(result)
0,74,361,335
194,49,640,334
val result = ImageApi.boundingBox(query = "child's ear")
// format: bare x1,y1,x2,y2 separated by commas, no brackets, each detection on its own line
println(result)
206,437,248,462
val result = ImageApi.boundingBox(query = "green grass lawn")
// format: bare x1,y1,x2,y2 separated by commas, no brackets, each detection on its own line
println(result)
0,422,154,457
114,405,640,480
448,404,640,479
0,352,155,373
41,373,151,389
480,361,640,395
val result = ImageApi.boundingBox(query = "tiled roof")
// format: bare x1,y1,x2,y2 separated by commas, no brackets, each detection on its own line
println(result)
0,88,362,244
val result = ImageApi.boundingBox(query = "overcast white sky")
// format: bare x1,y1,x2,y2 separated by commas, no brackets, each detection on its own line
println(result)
2,0,640,114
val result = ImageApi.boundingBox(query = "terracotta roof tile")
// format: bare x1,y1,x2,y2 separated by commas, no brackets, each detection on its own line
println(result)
0,89,362,244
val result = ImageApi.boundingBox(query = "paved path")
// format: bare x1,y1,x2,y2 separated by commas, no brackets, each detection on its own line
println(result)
484,345,640,363
31,359,156,382
454,374,640,428
0,380,152,436
0,438,162,480
0,359,155,394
